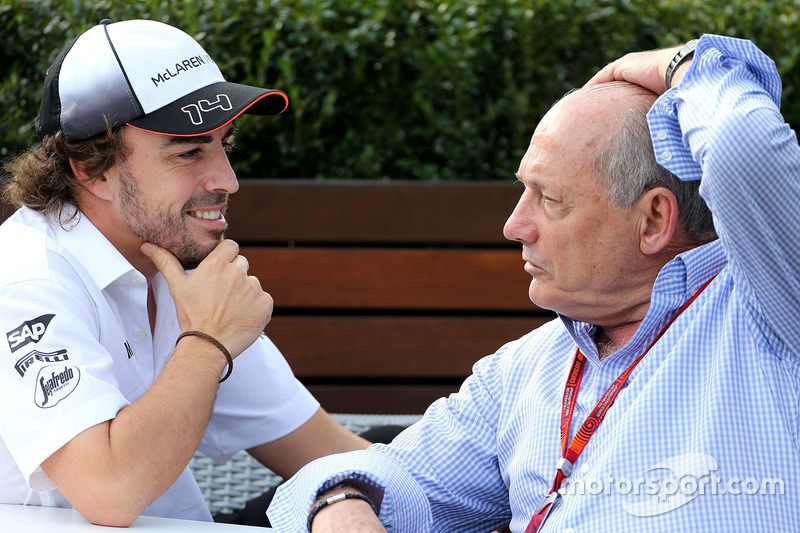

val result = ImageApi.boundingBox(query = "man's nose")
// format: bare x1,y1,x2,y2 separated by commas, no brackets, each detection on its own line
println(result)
205,149,239,195
503,192,538,244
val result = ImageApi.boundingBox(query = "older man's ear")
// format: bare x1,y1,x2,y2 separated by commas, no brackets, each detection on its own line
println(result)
635,186,686,256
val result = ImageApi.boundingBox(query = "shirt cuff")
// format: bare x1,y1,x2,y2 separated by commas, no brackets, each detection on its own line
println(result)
647,34,781,181
268,449,432,532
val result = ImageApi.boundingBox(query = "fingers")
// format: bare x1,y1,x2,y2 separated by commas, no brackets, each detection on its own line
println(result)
205,239,240,263
232,254,249,274
149,238,270,358
584,47,683,95
197,240,249,274
141,242,186,283
584,63,618,86
583,53,646,87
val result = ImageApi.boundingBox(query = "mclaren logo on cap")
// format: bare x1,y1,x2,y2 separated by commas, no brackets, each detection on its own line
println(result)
151,54,216,87
181,94,233,125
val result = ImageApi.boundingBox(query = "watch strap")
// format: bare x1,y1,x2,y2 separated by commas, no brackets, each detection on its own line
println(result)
665,39,699,89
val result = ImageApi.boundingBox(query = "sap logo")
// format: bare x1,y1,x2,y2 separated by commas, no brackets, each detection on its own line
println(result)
6,314,55,353
35,365,80,408
180,94,232,125
15,348,69,378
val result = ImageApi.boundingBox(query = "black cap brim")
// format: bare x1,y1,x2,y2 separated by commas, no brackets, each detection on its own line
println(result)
127,81,288,137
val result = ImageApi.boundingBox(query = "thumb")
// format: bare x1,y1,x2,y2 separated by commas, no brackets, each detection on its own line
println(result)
141,242,186,283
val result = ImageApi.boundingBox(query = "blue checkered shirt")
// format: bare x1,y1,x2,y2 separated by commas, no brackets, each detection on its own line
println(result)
269,34,800,532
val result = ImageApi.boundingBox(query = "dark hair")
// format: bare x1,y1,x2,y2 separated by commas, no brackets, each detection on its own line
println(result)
3,125,129,223
588,83,717,244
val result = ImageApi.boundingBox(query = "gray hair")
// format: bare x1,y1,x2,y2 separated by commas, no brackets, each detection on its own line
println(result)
588,84,717,244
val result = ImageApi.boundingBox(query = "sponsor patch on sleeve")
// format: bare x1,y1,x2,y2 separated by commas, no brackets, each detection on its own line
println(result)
14,348,69,378
34,365,80,408
6,314,56,353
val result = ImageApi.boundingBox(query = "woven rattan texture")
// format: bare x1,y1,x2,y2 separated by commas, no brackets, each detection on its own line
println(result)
190,413,421,514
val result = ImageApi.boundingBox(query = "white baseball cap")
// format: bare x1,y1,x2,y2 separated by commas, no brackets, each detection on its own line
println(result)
35,19,288,142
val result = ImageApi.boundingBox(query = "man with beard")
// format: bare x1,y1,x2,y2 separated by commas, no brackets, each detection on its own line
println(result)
0,19,371,527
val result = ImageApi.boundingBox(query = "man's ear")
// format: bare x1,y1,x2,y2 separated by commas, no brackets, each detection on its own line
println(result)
637,186,680,255
68,159,114,202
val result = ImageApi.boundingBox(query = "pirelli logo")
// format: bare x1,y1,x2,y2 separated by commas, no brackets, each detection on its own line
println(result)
15,349,69,378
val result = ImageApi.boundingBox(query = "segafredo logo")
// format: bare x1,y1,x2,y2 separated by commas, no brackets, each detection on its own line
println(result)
35,365,80,408
6,314,55,353
180,94,232,125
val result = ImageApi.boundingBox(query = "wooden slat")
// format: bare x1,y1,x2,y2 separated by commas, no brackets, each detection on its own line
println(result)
268,315,550,378
247,247,536,311
0,180,523,246
226,180,521,245
307,383,461,415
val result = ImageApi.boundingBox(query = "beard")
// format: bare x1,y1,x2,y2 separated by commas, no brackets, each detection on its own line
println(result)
118,165,228,270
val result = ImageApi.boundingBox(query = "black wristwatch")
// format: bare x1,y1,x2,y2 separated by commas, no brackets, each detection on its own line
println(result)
665,39,699,89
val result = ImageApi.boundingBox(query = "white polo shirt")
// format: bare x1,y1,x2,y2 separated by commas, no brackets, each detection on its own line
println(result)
0,206,319,520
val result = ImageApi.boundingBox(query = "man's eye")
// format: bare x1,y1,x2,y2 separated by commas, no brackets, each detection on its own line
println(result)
179,148,201,159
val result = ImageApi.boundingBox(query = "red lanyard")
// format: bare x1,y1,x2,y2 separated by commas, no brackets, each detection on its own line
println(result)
525,275,715,533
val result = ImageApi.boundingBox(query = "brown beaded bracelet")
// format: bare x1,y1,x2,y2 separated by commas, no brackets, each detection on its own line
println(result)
307,492,378,532
175,330,233,383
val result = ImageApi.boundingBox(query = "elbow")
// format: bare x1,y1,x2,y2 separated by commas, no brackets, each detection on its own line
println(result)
73,493,147,528
89,517,138,528
81,508,140,528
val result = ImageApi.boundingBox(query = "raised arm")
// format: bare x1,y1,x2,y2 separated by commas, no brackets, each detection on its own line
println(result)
587,35,800,353
40,239,272,526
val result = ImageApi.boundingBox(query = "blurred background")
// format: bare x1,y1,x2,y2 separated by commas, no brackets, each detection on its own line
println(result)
2,0,799,182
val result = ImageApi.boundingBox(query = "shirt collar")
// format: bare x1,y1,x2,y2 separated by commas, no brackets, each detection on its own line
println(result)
560,240,727,363
49,206,143,291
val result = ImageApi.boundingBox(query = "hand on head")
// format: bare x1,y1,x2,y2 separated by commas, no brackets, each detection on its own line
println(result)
141,239,272,358
584,44,684,94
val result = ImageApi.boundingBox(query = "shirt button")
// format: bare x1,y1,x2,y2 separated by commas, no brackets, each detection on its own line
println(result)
655,130,667,140
563,528,576,533
136,329,149,339
661,151,672,161
129,275,142,285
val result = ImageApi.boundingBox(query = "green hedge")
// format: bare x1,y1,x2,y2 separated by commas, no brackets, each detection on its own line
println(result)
2,0,799,180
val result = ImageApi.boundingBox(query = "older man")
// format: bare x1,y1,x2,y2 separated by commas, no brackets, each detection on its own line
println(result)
268,34,800,532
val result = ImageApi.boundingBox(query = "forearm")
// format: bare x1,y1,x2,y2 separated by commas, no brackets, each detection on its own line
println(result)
309,485,386,533
248,408,370,479
268,448,432,532
42,336,227,526
270,389,507,531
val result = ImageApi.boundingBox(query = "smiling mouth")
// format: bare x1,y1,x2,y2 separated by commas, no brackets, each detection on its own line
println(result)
187,209,222,221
